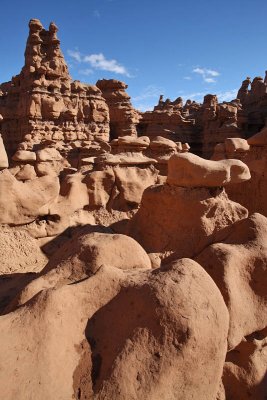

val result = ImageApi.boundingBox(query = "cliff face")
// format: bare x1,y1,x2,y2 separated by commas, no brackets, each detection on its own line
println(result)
0,19,110,156
96,79,140,139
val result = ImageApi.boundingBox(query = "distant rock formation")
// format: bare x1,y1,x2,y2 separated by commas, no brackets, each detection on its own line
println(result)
0,19,110,156
1,19,267,161
1,18,267,400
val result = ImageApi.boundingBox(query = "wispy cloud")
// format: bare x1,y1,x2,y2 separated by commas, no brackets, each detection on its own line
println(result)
67,50,82,63
83,53,130,76
192,67,220,83
93,9,101,18
181,91,207,101
132,85,165,111
204,77,216,83
184,76,192,80
78,68,94,76
180,88,237,103
217,89,238,102
67,50,131,77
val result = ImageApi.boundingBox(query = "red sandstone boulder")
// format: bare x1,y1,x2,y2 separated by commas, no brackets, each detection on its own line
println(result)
167,153,251,187
224,137,250,153
223,328,267,400
0,259,229,400
0,169,60,224
127,184,247,258
195,213,267,349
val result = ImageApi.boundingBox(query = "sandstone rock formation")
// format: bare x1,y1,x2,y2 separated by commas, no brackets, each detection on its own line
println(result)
212,130,267,217
167,152,250,187
126,155,249,259
96,79,140,139
0,169,60,224
0,133,8,169
0,226,47,274
0,259,229,400
223,328,267,400
195,213,267,349
0,19,110,159
1,17,267,400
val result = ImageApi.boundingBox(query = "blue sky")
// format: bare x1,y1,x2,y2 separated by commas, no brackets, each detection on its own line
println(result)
1,0,267,110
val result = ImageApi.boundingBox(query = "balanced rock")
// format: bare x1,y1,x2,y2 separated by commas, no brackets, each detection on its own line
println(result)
224,137,250,153
36,147,62,162
167,153,251,187
12,150,36,162
149,136,178,150
127,184,248,258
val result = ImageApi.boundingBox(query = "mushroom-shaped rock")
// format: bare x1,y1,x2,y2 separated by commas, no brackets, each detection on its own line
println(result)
96,153,157,166
247,126,267,146
0,135,8,169
167,153,251,187
127,184,248,257
149,136,177,150
195,213,267,349
117,135,150,148
12,150,36,162
224,138,250,153
36,147,62,162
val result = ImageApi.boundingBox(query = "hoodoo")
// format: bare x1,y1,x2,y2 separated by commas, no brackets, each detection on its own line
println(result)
0,18,267,400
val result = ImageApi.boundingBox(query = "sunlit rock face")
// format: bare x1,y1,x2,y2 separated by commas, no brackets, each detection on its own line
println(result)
1,17,267,400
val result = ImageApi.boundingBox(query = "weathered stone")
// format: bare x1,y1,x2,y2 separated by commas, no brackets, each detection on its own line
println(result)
167,153,251,187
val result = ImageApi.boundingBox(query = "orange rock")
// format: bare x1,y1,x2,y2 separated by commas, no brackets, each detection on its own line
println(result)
167,153,250,187
195,213,267,349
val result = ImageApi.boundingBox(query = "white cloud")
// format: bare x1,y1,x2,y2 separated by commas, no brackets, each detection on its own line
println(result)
217,89,238,102
180,88,237,103
206,69,220,77
67,50,82,63
67,50,131,77
132,85,164,102
132,85,165,111
204,77,216,83
181,91,207,101
78,68,94,76
134,103,154,112
192,67,220,83
93,9,101,18
193,67,205,75
83,53,130,76
184,76,192,80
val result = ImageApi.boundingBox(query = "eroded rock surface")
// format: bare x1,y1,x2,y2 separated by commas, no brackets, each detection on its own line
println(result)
1,17,267,400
